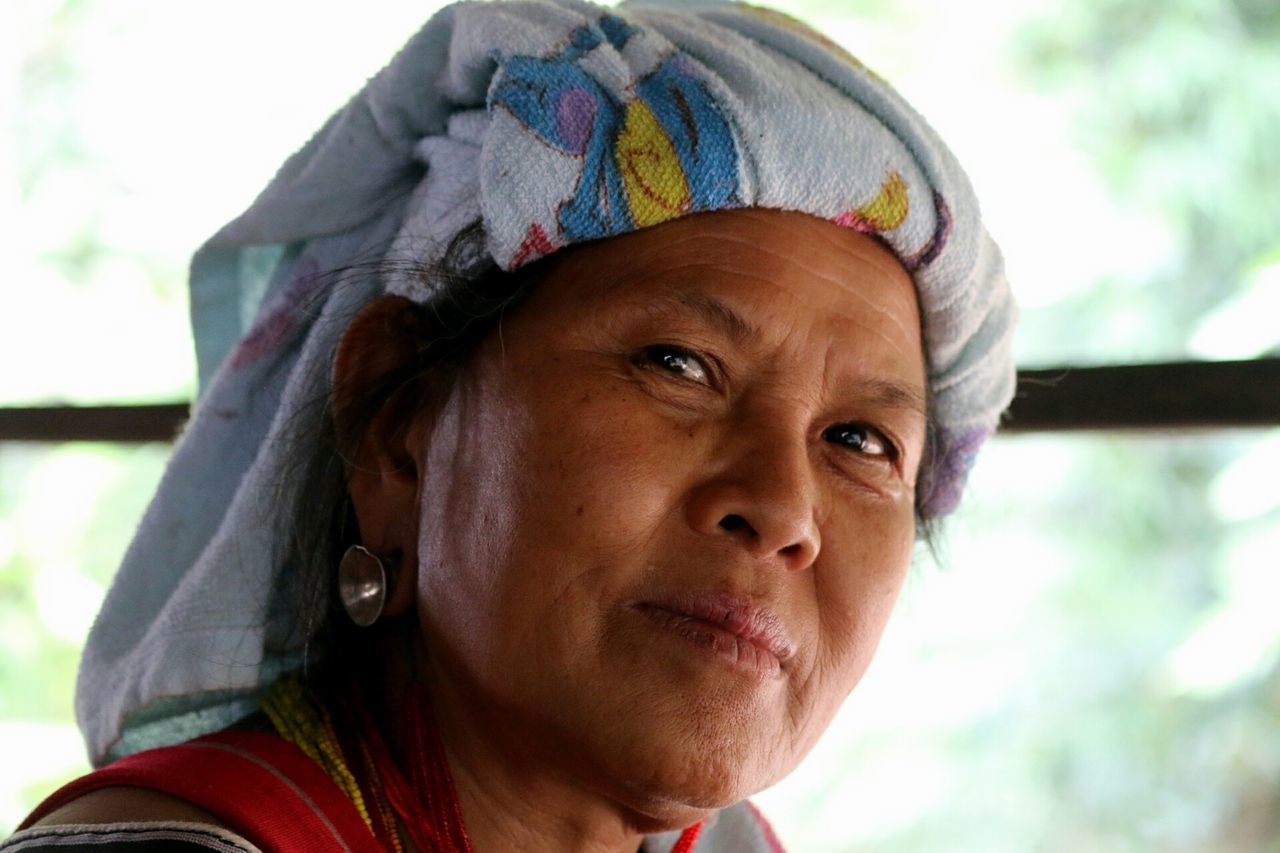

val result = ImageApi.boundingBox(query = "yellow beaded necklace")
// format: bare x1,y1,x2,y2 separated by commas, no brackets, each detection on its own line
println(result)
260,673,404,852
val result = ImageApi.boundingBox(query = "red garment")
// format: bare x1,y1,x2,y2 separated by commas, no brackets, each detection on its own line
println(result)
21,728,711,852
20,730,381,852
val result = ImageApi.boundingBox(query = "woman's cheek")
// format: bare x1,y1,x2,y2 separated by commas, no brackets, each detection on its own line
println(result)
811,502,914,679
533,378,705,538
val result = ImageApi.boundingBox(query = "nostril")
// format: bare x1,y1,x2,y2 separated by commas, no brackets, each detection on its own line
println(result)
719,514,751,533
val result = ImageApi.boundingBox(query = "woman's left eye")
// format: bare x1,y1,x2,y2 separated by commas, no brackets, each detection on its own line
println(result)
637,345,713,386
822,423,895,460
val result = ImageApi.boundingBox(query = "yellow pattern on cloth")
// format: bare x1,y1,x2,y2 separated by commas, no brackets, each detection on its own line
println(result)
617,99,691,227
260,674,377,834
857,171,909,230
833,170,909,232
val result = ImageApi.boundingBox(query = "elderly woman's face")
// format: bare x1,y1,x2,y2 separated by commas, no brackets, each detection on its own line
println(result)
409,208,926,820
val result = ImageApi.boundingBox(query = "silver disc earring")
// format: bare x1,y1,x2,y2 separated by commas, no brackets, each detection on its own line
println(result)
338,544,397,627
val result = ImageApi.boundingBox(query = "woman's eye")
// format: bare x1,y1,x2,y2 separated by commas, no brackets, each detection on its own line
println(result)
639,345,712,386
823,423,894,459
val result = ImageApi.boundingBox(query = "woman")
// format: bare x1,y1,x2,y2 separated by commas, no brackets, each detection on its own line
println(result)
5,0,1016,850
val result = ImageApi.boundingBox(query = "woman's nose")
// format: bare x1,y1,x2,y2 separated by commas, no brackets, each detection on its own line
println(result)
683,427,821,572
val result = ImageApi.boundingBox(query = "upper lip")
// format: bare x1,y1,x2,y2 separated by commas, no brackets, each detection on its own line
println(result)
632,590,796,663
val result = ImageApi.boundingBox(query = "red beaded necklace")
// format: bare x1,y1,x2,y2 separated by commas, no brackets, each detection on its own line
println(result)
343,681,471,852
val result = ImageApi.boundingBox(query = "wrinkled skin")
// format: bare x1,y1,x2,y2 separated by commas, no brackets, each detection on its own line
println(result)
341,208,927,852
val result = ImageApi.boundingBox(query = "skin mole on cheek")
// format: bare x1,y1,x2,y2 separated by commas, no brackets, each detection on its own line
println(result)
576,504,585,516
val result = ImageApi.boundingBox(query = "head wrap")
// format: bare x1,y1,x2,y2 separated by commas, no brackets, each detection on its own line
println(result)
78,0,1016,768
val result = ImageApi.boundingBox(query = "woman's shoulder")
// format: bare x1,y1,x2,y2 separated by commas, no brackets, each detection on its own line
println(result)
4,786,256,852
9,719,378,852
25,785,235,828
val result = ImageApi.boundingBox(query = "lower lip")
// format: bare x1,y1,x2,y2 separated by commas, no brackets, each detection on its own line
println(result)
632,604,783,680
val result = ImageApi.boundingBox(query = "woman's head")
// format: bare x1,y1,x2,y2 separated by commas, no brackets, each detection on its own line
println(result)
76,0,1015,780
332,208,925,817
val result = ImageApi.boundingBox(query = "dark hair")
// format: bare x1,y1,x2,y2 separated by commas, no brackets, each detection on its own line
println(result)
277,221,942,675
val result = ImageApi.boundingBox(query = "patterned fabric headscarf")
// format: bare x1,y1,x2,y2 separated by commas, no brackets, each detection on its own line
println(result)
78,0,1016,776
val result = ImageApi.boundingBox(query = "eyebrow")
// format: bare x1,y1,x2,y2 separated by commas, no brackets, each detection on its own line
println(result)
856,378,928,418
650,286,927,418
666,289,757,346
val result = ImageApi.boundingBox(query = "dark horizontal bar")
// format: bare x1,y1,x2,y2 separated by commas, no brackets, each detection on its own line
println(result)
0,403,189,443
0,359,1277,443
1004,358,1280,432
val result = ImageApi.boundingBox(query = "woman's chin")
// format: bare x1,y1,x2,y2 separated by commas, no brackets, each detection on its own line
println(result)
599,739,790,836
606,763,754,834
575,693,794,820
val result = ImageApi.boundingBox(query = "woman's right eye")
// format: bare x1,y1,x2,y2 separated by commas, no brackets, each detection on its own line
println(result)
636,345,714,387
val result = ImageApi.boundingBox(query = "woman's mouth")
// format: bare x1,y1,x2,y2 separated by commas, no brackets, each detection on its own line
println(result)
629,591,795,679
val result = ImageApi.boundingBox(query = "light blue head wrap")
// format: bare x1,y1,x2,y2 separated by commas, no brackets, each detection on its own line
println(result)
79,0,1016,779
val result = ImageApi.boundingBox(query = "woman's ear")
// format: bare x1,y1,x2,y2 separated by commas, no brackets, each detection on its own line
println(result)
332,294,434,617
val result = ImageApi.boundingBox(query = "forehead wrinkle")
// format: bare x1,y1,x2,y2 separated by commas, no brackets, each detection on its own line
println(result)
829,304,924,377
643,238,921,357
569,226,916,335
816,322,927,423
575,258,758,339
652,224,915,311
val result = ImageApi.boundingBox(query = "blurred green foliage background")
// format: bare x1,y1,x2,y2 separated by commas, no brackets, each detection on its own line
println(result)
2,0,1278,848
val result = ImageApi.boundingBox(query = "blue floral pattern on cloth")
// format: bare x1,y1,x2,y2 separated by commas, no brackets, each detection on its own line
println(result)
491,14,742,253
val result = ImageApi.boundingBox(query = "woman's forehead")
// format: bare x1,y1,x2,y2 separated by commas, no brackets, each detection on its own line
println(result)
531,209,926,376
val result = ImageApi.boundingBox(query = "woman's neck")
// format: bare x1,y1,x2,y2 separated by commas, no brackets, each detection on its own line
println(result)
357,622,651,853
